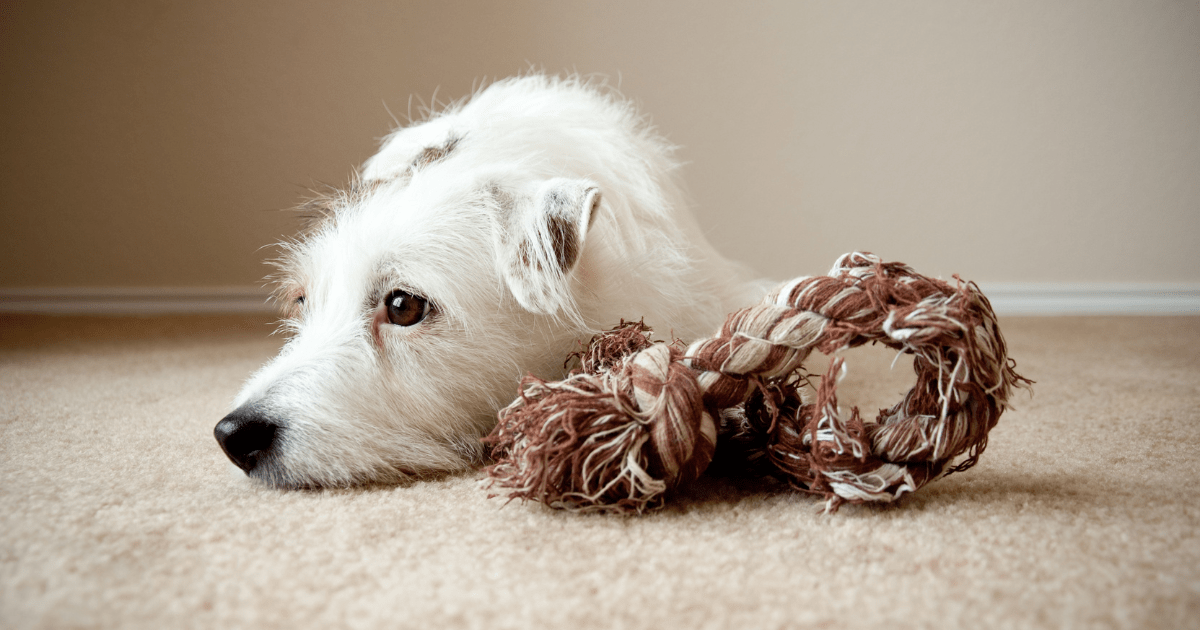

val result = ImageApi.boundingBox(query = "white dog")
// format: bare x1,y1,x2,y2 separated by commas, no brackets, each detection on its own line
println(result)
215,75,765,488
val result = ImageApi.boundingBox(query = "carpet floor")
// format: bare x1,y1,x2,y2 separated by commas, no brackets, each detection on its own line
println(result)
1,314,1197,629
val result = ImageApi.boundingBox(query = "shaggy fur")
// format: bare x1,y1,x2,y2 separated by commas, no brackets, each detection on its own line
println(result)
223,75,764,488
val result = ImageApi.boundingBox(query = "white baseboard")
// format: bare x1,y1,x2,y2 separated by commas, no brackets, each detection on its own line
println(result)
1,284,1198,316
977,283,1200,316
0,287,273,315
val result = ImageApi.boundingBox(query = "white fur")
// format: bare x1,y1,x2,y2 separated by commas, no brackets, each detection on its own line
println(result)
228,75,766,488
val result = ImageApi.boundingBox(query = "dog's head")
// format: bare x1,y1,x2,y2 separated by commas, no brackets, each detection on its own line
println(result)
215,79,637,488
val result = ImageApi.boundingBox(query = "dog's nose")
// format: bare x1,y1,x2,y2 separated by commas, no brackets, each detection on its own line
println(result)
214,406,279,473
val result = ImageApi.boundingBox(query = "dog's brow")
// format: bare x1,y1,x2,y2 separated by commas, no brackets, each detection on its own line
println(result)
364,267,409,315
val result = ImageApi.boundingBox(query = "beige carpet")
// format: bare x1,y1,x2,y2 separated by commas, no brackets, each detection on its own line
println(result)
1,314,1198,629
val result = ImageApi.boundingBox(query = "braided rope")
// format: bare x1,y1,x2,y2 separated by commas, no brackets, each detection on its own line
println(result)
484,252,1032,513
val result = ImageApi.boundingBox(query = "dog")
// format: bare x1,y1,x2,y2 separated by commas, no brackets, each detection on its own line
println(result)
215,75,766,488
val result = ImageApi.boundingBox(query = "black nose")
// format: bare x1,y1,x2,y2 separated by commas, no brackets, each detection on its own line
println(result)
214,406,280,473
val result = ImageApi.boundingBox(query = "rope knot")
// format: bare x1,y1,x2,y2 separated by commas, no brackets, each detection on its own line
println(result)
484,322,717,512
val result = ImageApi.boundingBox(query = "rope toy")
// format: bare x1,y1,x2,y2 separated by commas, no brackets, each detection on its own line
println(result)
484,252,1032,513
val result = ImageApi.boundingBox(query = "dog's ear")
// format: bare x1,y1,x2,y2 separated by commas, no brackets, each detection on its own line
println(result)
496,178,601,315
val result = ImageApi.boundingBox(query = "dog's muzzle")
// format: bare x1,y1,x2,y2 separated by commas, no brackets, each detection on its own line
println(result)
214,405,280,473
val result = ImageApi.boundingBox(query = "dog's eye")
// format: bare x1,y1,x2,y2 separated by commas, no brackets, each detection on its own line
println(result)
385,289,429,327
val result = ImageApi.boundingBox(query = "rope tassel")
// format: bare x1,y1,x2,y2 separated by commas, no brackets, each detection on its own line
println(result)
484,252,1032,513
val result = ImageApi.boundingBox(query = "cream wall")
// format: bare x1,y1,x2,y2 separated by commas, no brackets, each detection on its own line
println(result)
1,0,1197,291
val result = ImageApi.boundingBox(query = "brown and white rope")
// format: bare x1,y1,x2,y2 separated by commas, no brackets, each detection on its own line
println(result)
484,252,1031,513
